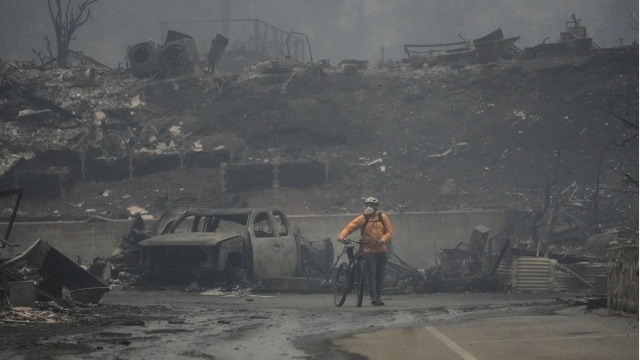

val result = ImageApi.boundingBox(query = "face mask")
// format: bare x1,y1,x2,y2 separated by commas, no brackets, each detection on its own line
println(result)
365,206,375,215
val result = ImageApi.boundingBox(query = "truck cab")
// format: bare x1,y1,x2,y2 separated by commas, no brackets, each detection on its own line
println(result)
138,208,298,286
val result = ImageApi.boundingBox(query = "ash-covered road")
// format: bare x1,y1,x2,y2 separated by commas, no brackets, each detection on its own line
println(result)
2,290,636,359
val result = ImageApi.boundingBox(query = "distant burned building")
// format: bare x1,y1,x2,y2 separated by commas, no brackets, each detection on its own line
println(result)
127,20,309,77
403,28,522,68
524,14,599,58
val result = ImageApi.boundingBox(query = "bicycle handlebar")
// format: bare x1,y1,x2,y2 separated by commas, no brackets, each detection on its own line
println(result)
341,239,376,248
339,238,381,248
332,238,369,270
339,238,364,245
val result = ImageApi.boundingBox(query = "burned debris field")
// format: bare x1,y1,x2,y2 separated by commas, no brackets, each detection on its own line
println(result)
0,46,637,225
0,6,638,359
0,14,638,309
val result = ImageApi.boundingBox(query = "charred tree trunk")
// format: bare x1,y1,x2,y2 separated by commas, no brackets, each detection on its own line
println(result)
47,0,98,68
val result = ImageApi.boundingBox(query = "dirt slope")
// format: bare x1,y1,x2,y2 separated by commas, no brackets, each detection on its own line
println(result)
0,47,637,229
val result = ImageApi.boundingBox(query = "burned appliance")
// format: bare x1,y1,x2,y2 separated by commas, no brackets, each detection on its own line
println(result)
160,31,204,77
127,40,163,78
126,30,204,79
208,33,229,72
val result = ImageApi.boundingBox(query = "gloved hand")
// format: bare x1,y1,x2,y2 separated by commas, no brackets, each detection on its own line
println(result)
337,237,346,243
377,239,385,245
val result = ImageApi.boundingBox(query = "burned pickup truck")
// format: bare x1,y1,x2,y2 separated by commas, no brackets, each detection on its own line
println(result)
121,207,331,287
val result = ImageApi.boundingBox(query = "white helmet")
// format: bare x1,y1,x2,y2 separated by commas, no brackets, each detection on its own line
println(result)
364,197,379,206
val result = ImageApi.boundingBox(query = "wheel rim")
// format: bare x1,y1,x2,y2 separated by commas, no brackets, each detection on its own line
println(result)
333,263,349,306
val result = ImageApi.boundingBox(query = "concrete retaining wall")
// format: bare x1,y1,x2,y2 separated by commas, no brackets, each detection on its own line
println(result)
292,210,519,269
0,210,519,269
0,220,131,262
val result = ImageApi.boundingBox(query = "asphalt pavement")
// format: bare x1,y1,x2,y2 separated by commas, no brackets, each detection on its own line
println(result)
58,290,640,359
334,307,638,360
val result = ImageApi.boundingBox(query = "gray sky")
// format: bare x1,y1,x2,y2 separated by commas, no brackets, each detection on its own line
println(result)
0,0,637,67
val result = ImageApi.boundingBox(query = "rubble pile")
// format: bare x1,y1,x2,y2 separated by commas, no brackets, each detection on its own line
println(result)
0,304,103,325
1,62,125,173
0,41,637,226
0,60,234,177
0,58,330,177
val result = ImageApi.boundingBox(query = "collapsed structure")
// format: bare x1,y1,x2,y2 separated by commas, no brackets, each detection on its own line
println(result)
0,188,110,309
404,15,600,69
0,15,637,314
404,28,523,68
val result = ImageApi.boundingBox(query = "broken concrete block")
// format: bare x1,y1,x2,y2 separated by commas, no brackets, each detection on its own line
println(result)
127,205,148,215
58,70,74,82
368,158,383,166
17,109,53,123
130,95,141,108
341,63,358,75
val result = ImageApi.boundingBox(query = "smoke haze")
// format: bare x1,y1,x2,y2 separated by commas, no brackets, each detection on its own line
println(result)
0,0,637,67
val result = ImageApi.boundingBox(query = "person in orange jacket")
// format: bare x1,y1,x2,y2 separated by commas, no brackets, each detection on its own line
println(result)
337,197,393,306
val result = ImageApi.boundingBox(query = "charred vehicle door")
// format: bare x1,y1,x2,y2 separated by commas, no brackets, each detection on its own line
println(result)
249,210,297,279
139,211,250,285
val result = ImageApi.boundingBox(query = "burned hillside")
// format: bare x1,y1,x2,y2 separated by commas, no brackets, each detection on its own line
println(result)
0,46,637,234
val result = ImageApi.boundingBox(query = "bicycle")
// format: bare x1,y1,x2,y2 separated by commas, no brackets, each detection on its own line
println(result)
333,239,368,307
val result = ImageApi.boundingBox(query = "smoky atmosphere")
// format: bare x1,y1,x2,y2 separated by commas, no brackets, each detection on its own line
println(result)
0,1,638,360
0,0,638,66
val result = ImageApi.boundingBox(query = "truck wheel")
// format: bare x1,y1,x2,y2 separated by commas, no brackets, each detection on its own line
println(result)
224,254,247,288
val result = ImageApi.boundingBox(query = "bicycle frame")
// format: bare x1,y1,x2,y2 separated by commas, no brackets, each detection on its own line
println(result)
333,239,368,307
346,243,364,288
334,239,365,267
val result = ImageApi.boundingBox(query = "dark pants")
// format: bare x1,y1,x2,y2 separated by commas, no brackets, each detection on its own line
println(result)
364,252,387,301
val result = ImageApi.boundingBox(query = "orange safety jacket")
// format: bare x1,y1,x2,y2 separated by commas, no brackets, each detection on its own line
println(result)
338,211,393,254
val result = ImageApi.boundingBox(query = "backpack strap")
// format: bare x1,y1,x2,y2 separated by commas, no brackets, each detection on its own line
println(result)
360,214,369,237
360,212,386,236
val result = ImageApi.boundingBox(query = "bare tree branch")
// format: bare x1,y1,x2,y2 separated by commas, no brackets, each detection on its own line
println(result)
606,81,639,147
529,149,568,248
605,78,639,190
46,0,99,67
31,37,57,67
622,0,639,31
607,88,639,129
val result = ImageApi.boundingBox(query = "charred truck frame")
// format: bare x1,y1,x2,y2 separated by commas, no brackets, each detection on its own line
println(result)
137,208,300,286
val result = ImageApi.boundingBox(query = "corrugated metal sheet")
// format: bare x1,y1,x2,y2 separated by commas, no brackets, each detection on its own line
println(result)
513,256,590,293
579,262,607,285
513,257,553,292
495,256,512,278
554,270,577,292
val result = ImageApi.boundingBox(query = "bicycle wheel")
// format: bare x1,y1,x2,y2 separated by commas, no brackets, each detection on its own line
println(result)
355,260,365,307
333,262,349,307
